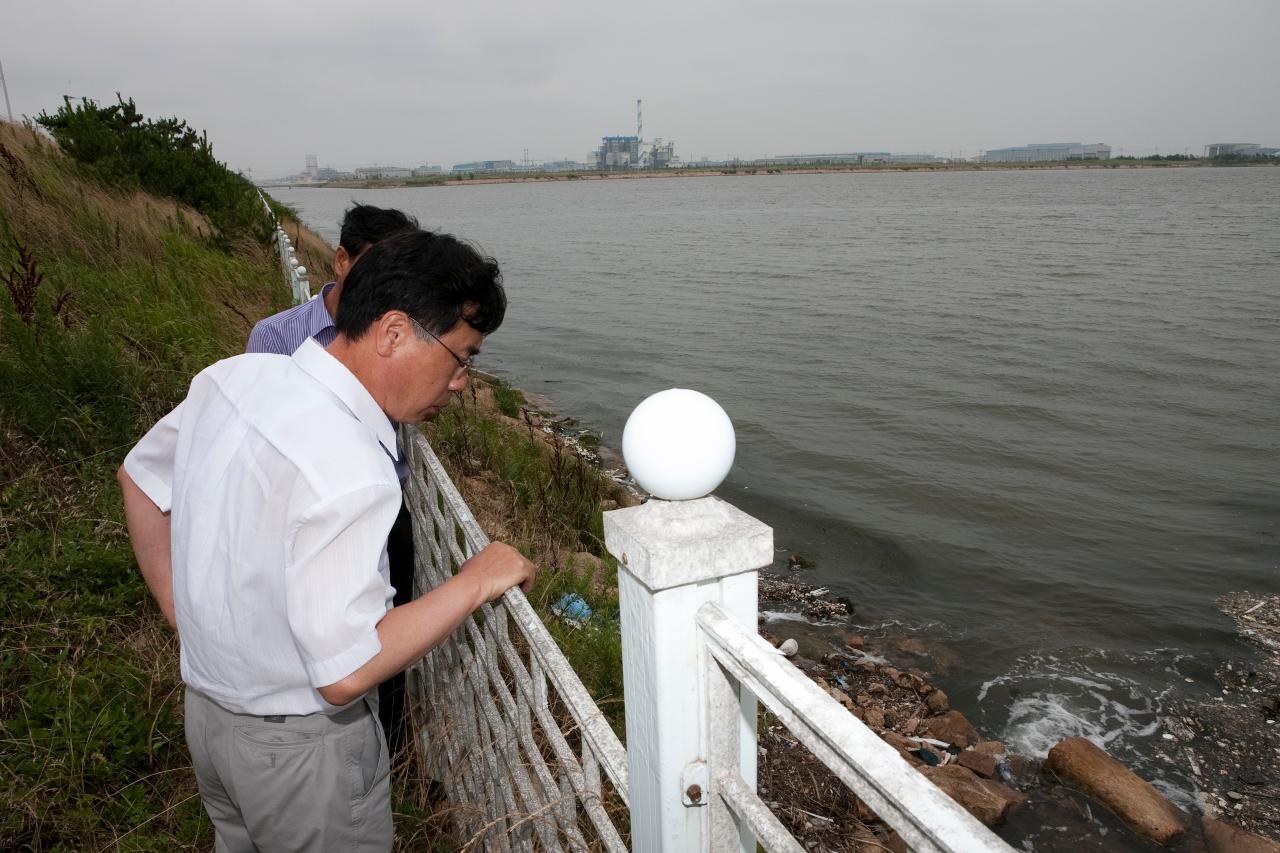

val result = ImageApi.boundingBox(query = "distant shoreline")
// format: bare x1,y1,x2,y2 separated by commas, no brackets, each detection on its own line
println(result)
261,158,1277,191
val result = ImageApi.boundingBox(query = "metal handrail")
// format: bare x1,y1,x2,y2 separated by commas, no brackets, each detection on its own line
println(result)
256,189,309,304
402,425,630,851
697,601,1014,852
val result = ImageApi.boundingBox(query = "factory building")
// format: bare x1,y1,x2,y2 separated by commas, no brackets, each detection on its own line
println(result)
1205,142,1278,158
594,100,679,170
451,160,517,173
874,153,943,164
981,143,1110,162
756,152,942,166
541,160,592,172
757,153,864,166
354,165,412,179
638,139,678,169
597,136,641,170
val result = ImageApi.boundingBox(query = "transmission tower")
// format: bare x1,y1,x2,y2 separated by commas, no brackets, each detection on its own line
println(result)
0,55,13,123
636,99,642,144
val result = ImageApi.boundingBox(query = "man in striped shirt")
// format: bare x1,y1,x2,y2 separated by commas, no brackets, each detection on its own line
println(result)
247,204,417,355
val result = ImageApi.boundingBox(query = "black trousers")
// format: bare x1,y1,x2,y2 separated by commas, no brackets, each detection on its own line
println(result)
378,500,415,760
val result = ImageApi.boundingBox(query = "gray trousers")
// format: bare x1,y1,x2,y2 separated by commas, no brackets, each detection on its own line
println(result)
184,687,393,852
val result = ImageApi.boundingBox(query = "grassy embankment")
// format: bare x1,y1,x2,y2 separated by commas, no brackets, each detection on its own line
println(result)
0,111,322,850
0,106,629,850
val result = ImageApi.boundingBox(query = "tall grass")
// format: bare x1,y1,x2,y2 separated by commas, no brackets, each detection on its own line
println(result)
35,96,274,246
0,119,301,850
427,383,623,563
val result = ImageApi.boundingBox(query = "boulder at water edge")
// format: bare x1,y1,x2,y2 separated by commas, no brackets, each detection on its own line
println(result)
1045,736,1186,846
1201,817,1280,853
956,749,999,779
922,765,1027,826
925,709,980,748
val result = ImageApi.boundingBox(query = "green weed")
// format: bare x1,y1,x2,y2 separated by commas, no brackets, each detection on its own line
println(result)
423,382,631,733
491,378,526,418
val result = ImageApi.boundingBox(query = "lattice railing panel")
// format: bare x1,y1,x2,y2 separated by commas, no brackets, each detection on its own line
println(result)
402,426,629,852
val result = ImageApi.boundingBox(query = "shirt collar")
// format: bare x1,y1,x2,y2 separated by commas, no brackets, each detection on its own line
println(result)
301,281,338,338
292,338,399,461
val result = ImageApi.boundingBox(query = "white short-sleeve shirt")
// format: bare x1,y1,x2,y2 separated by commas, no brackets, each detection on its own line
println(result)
124,339,402,715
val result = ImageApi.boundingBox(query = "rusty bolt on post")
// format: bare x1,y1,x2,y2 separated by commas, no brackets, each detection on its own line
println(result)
686,784,702,804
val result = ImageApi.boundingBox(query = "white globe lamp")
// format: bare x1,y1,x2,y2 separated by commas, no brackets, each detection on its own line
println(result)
621,389,736,501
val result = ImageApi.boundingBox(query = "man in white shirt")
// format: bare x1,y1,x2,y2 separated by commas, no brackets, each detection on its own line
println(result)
118,229,536,851
246,204,422,762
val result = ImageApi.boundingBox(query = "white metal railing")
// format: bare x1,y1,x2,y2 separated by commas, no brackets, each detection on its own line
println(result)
604,496,1015,853
699,605,1013,852
257,190,310,304
403,442,1013,851
402,426,630,851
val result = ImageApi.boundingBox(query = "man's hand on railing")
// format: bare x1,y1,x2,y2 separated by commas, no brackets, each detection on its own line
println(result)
316,542,537,707
459,541,537,604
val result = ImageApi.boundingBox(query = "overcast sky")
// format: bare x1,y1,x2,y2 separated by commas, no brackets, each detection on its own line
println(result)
5,0,1278,176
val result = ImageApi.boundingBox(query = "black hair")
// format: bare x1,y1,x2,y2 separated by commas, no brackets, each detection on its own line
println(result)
338,204,418,256
334,230,506,339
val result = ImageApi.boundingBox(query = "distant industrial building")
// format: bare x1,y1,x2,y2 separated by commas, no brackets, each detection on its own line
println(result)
355,165,412,179
451,160,517,173
541,160,592,172
757,152,942,166
639,139,678,169
594,99,679,170
981,143,1110,163
597,136,641,169
412,165,442,176
1204,142,1278,158
757,152,874,166
875,153,943,164
257,158,354,186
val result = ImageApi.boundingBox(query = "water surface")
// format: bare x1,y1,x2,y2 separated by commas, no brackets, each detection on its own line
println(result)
270,167,1279,786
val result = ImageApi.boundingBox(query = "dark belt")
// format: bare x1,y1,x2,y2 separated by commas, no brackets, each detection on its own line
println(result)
261,693,375,724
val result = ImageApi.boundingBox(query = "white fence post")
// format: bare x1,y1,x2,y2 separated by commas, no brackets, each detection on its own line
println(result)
278,230,291,290
296,265,310,301
605,496,773,852
260,191,309,307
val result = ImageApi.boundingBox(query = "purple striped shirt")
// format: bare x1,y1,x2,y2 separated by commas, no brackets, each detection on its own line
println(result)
246,281,338,355
246,282,410,481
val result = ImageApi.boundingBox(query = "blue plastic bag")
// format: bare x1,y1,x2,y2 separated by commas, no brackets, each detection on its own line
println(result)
551,593,593,628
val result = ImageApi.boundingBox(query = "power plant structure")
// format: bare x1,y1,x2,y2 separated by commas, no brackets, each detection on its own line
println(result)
595,99,678,170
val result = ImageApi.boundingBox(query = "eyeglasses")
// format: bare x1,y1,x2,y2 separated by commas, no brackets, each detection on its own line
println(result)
408,316,476,374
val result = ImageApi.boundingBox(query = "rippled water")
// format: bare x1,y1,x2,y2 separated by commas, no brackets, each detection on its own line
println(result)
270,167,1279,785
